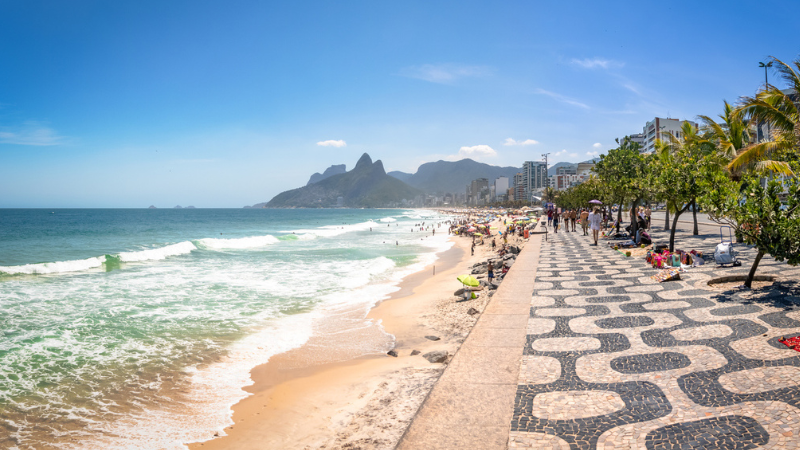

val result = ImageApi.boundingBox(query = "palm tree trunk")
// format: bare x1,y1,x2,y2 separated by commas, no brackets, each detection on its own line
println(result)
692,198,699,235
745,250,765,288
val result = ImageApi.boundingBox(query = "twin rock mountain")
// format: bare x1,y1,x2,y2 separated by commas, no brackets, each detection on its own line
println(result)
257,153,584,208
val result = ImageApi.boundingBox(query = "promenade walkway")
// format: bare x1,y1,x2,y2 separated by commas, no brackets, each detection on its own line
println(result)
398,224,800,450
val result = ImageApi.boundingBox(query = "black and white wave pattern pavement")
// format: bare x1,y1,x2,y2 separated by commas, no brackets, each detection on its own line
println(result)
508,230,800,449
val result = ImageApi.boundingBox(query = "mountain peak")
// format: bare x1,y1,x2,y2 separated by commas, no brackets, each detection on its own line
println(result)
372,159,386,176
355,153,373,169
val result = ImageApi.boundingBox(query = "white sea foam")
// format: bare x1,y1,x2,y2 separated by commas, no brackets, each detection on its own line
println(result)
197,235,280,250
0,256,106,275
379,216,397,223
288,220,378,238
77,313,316,450
118,241,197,262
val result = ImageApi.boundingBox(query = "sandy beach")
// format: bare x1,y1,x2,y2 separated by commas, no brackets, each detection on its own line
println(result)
189,214,525,450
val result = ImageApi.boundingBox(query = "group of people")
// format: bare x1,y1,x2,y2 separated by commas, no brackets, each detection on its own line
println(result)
546,207,604,245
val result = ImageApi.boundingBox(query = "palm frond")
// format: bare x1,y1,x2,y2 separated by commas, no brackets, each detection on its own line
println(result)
754,160,795,176
728,140,791,173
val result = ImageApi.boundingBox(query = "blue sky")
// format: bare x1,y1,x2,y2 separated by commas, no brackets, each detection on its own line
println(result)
1,0,798,207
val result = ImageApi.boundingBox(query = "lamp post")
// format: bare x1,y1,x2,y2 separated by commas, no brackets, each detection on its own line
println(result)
759,61,773,88
758,61,773,141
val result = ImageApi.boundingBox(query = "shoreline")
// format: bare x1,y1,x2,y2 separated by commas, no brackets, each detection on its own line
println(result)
188,216,516,449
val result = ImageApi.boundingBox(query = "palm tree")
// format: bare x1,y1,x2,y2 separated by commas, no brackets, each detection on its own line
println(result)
698,100,750,165
731,56,800,176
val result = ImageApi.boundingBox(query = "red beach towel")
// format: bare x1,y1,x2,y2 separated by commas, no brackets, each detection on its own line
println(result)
779,336,800,351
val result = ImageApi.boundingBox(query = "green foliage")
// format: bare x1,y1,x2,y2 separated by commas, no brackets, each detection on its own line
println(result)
554,176,605,210
731,56,800,176
701,173,800,286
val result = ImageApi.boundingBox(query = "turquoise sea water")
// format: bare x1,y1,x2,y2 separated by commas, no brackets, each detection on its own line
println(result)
0,208,451,450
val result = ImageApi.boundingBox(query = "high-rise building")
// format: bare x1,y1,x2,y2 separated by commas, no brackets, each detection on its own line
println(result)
641,117,698,154
494,176,509,201
513,172,524,202
466,178,489,205
522,161,548,202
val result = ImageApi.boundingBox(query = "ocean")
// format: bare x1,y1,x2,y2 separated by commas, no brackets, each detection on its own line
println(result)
0,208,452,450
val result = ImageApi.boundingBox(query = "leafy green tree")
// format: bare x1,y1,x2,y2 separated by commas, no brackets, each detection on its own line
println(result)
593,142,650,235
732,56,800,176
659,121,717,236
701,171,800,288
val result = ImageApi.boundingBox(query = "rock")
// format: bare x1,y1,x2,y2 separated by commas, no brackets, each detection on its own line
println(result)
488,283,498,290
505,260,515,268
467,307,480,315
422,350,448,364
424,335,441,341
503,254,516,261
488,291,495,297
387,350,398,357
471,265,488,275
410,350,421,356
454,288,468,296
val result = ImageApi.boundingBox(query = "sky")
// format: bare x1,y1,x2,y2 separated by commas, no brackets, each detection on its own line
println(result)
1,0,798,208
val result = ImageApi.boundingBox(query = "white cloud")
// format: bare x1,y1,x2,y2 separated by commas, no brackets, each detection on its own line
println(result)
569,153,578,158
399,64,492,84
586,151,599,156
554,149,568,156
534,89,590,109
504,138,539,146
592,143,602,148
570,58,623,69
458,145,497,159
0,121,64,146
316,139,346,147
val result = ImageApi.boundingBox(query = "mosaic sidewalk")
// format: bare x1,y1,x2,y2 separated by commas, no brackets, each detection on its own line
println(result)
510,229,800,450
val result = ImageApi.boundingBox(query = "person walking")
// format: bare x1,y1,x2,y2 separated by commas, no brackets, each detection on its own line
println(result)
589,207,602,245
562,210,570,232
552,210,559,233
487,261,494,285
580,208,589,236
547,209,553,227
570,209,577,232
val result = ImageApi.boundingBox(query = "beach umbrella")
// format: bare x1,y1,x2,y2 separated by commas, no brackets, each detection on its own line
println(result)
589,199,603,204
457,274,480,287
467,227,477,232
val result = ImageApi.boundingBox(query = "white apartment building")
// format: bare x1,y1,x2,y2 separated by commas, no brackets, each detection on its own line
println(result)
522,161,547,202
494,176,509,201
641,117,698,154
